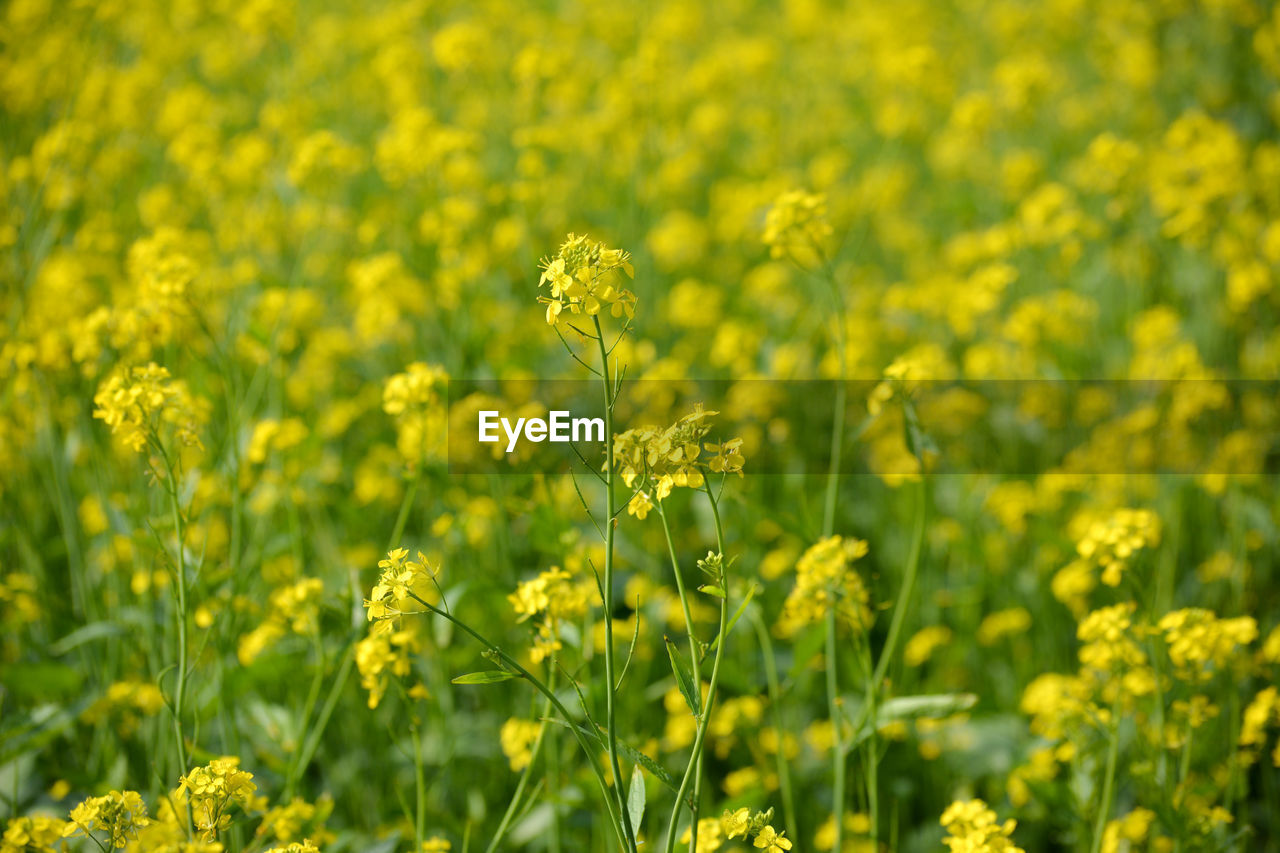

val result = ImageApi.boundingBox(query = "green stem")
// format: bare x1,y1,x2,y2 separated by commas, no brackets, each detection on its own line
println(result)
412,721,427,850
750,612,798,846
406,592,628,851
823,379,847,537
665,480,730,853
487,688,555,853
871,476,927,689
594,315,636,852
165,466,190,783
826,608,847,853
659,500,708,853
1089,702,1122,853
283,630,327,800
862,640,878,850
389,475,421,553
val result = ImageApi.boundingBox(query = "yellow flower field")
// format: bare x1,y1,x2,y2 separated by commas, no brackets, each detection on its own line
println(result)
2,0,1280,851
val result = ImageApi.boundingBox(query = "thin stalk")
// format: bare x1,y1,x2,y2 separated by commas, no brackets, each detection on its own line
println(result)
822,380,847,537
658,499,709,853
593,315,636,852
665,480,730,853
163,458,190,782
1172,723,1195,853
826,608,847,853
750,611,798,846
412,721,427,850
406,591,628,851
861,640,878,850
283,629,327,799
1089,700,1122,853
817,246,848,850
487,690,555,853
154,441,193,838
871,476,928,689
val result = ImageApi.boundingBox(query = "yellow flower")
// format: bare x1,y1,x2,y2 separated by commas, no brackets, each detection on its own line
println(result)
365,549,440,621
537,233,635,326
940,799,1024,853
763,189,832,263
500,718,543,772
1158,609,1257,682
4,815,70,851
92,363,204,455
722,807,751,839
178,758,257,840
775,536,871,637
753,825,792,852
680,817,724,851
64,790,150,848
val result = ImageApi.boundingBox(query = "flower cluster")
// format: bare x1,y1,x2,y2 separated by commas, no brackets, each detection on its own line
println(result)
238,577,326,665
1158,609,1258,682
364,548,440,622
355,621,422,710
1241,686,1280,767
613,407,745,518
255,796,334,848
1075,508,1161,587
508,566,592,663
939,799,1025,853
775,536,872,637
1,816,68,853
382,362,449,469
721,807,791,852
92,363,204,455
537,233,635,326
63,790,150,848
763,190,832,264
178,758,258,840
499,718,543,771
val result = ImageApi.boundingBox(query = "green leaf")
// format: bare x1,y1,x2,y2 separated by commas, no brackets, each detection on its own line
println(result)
697,584,726,598
665,636,701,716
627,767,646,836
48,621,125,656
845,693,979,749
704,583,759,660
451,671,520,685
615,597,643,691
877,693,977,723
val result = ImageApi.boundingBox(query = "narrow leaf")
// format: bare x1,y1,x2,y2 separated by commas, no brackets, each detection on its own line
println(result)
697,584,726,599
451,671,520,685
877,693,977,723
627,767,646,836
615,598,642,691
665,636,701,716
704,583,759,660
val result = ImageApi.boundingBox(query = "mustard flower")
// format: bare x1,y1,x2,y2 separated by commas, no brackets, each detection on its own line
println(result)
500,718,543,771
93,363,204,455
763,189,832,263
775,536,871,637
939,799,1024,853
1075,508,1160,587
64,790,150,848
537,233,636,325
680,818,724,851
364,549,440,621
178,758,258,840
3,815,69,852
